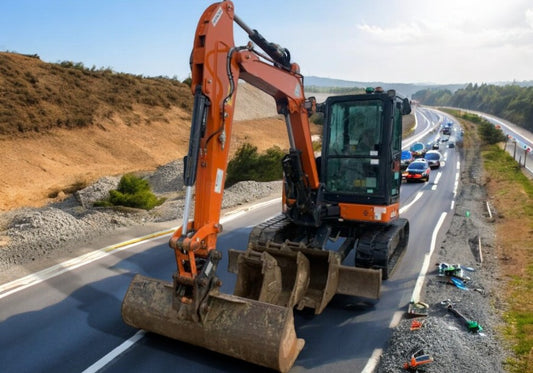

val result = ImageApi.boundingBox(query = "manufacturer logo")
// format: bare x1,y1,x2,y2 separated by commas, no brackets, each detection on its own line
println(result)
212,7,223,27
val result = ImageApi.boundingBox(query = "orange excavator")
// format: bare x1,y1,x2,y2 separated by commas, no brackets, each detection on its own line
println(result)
121,1,411,372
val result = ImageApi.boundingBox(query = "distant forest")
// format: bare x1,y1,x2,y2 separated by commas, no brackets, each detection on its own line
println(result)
413,84,533,132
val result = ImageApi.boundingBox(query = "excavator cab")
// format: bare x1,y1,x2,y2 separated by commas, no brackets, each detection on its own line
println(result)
321,92,404,209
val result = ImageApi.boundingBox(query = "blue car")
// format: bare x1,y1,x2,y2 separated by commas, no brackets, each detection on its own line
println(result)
401,150,414,170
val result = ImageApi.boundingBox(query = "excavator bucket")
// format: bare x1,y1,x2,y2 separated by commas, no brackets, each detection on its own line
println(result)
122,274,304,373
228,244,382,315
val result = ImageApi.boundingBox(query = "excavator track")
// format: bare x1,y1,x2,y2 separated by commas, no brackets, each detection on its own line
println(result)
248,214,300,247
249,214,409,280
355,218,410,279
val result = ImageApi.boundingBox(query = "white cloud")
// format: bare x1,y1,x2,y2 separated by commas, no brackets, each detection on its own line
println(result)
357,22,426,44
526,9,533,28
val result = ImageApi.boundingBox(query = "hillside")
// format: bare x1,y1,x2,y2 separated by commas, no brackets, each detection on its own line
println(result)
0,52,301,211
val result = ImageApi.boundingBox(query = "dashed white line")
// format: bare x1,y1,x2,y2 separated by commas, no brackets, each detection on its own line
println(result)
389,310,404,328
433,171,442,185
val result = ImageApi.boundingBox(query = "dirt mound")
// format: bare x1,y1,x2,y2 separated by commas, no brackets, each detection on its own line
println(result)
0,53,305,212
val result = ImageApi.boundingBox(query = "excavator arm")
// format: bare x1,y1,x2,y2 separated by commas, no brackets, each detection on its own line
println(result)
122,2,388,371
167,0,319,315
122,2,317,371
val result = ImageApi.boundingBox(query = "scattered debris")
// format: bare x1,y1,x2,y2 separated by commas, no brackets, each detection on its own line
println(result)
403,347,434,370
449,276,469,290
443,300,483,333
410,319,425,331
407,300,429,317
437,262,473,280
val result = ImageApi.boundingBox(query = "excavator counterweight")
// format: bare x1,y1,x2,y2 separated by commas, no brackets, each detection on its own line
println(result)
122,1,410,371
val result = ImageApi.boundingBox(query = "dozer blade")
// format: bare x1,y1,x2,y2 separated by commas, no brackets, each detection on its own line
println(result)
122,274,304,373
228,245,382,315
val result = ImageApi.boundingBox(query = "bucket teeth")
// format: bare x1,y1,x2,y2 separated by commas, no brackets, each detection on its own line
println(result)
122,274,304,372
229,246,381,315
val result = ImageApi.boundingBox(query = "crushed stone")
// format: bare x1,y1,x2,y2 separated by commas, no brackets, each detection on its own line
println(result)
0,160,281,273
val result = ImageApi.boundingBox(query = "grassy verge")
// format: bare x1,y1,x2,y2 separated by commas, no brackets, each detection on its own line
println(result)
402,112,416,138
443,108,532,372
483,145,533,372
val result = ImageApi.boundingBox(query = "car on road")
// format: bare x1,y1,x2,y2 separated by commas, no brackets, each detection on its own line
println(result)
448,141,455,148
401,150,414,169
401,150,414,180
424,150,443,169
405,158,431,182
410,142,427,158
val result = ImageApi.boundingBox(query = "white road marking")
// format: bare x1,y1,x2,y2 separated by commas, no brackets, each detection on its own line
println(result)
433,171,442,185
0,198,282,299
0,235,161,299
389,310,404,328
399,191,423,214
361,348,383,373
81,330,146,373
411,212,447,303
0,197,282,370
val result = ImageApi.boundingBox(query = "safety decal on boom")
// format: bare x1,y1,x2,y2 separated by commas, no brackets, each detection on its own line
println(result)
215,168,224,194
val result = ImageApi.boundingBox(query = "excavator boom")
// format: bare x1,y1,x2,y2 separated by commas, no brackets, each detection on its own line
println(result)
122,1,409,371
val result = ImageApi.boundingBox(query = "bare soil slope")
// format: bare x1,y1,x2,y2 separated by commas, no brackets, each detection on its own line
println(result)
0,52,305,211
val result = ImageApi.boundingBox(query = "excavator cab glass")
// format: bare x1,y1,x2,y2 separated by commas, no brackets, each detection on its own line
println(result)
321,93,402,206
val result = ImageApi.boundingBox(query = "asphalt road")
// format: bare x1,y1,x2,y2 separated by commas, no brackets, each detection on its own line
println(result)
0,107,462,373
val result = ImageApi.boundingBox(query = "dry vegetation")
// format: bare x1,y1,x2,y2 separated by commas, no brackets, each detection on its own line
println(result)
453,113,533,372
0,52,316,211
0,52,193,135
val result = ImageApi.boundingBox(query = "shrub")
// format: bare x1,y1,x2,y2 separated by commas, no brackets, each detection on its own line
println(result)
225,143,285,187
99,173,165,210
477,120,507,145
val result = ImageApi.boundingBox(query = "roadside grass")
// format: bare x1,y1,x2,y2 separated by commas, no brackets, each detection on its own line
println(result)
442,108,532,371
402,112,416,138
483,145,533,372
445,107,532,372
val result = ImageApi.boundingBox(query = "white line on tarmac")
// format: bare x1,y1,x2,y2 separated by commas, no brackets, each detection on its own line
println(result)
0,197,282,371
389,310,404,328
411,212,447,303
0,198,282,299
433,171,442,185
399,191,423,215
81,330,146,373
361,348,383,373
0,235,163,299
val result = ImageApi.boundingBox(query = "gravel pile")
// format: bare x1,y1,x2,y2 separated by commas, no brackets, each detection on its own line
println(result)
0,160,281,272
377,141,510,371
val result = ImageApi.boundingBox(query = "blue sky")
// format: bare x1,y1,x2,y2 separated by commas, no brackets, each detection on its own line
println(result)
2,0,533,84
